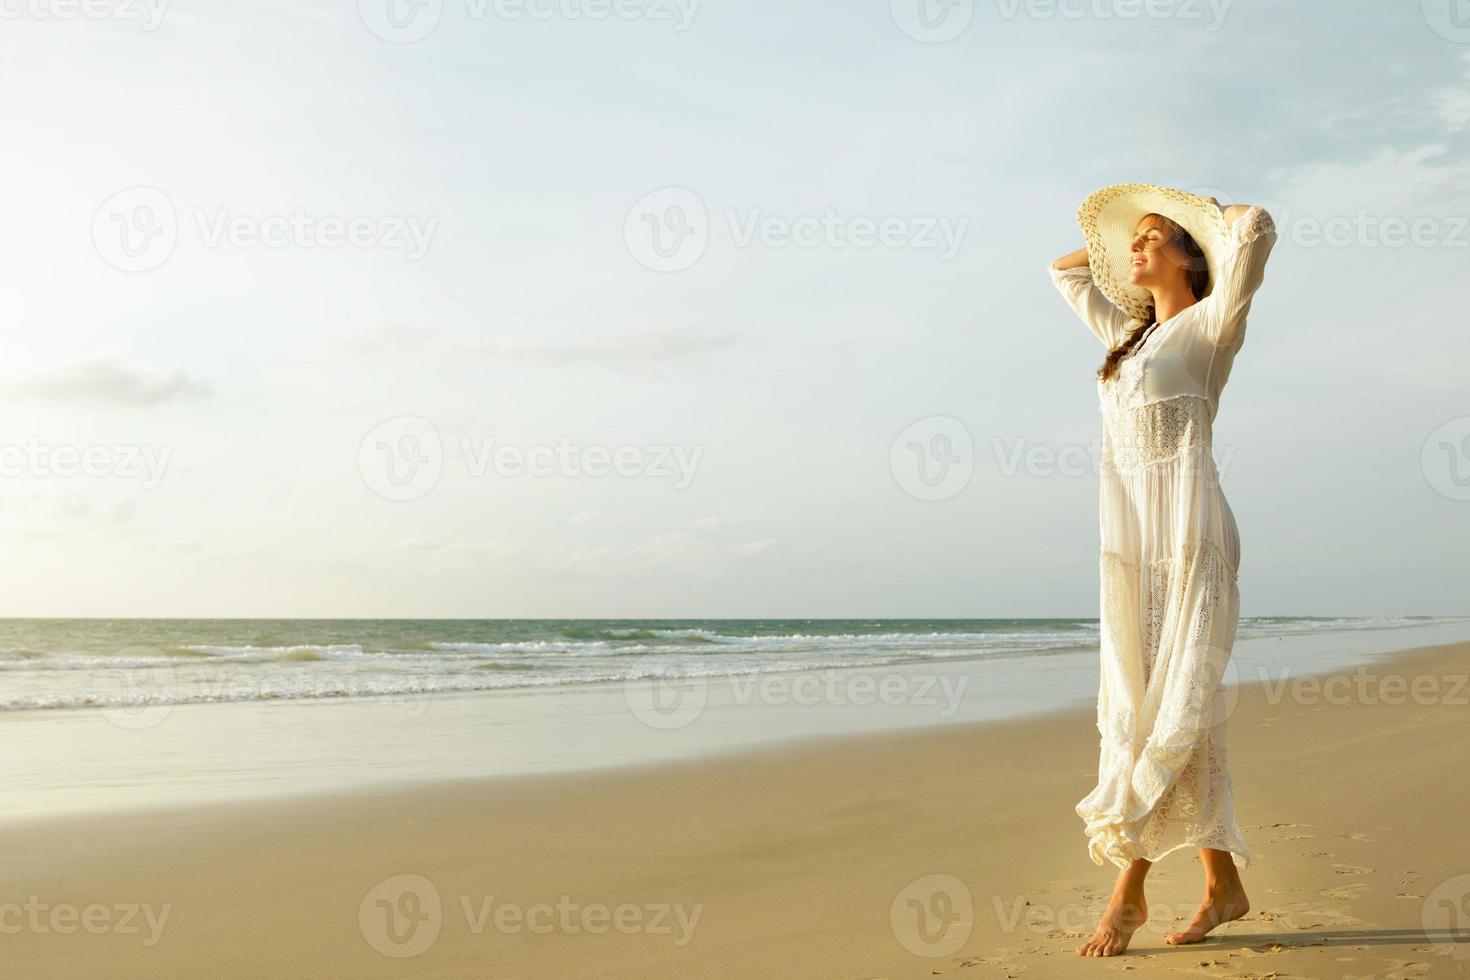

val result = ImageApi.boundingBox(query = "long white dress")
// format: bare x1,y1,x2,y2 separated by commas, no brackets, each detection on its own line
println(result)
1048,205,1279,870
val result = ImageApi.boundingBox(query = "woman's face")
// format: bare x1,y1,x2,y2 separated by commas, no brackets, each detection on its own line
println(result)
1127,215,1188,290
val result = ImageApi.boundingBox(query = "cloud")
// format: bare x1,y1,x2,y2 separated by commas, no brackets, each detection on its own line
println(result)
333,324,739,366
727,538,777,557
327,323,438,358
571,510,641,528
0,493,138,538
1434,51,1470,132
3,355,212,408
448,328,740,366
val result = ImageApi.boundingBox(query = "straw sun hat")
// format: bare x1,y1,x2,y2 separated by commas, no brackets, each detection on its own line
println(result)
1077,182,1232,322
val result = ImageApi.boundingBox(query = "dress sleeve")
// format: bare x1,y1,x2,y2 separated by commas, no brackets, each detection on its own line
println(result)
1200,205,1278,347
1047,263,1131,349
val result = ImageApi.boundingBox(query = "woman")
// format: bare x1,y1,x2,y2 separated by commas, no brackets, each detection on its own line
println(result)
1047,183,1279,956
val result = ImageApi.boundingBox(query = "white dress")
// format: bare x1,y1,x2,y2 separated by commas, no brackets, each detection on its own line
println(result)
1048,205,1279,870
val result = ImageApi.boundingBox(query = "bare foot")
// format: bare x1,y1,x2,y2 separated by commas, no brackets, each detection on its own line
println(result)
1076,893,1149,957
1163,885,1249,944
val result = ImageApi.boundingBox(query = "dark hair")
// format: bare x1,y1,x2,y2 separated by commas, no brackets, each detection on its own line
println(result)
1096,214,1209,383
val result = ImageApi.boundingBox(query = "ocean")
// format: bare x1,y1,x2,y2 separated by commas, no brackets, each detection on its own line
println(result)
1,616,1461,713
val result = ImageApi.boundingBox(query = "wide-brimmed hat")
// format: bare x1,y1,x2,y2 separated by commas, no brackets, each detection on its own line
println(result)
1076,182,1231,322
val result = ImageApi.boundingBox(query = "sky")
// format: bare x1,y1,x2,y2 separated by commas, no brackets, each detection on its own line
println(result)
0,0,1467,618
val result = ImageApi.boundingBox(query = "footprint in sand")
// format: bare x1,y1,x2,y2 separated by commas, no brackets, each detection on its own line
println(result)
1320,884,1370,900
1255,904,1364,932
1331,863,1374,876
946,953,1023,975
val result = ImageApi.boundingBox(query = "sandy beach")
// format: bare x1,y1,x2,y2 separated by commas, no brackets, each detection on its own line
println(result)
4,637,1469,978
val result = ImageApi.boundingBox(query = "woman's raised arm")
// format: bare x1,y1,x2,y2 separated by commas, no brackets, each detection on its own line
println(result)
1051,245,1089,271
1047,245,1132,348
1200,204,1279,348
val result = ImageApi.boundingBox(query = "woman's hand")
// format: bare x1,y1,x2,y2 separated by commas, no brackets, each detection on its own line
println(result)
1051,245,1089,271
1220,203,1254,227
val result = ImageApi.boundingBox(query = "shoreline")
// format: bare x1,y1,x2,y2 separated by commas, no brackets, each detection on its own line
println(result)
4,619,1470,825
4,637,1470,976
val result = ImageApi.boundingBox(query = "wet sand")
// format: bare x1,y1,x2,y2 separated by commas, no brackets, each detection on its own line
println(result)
4,639,1469,978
